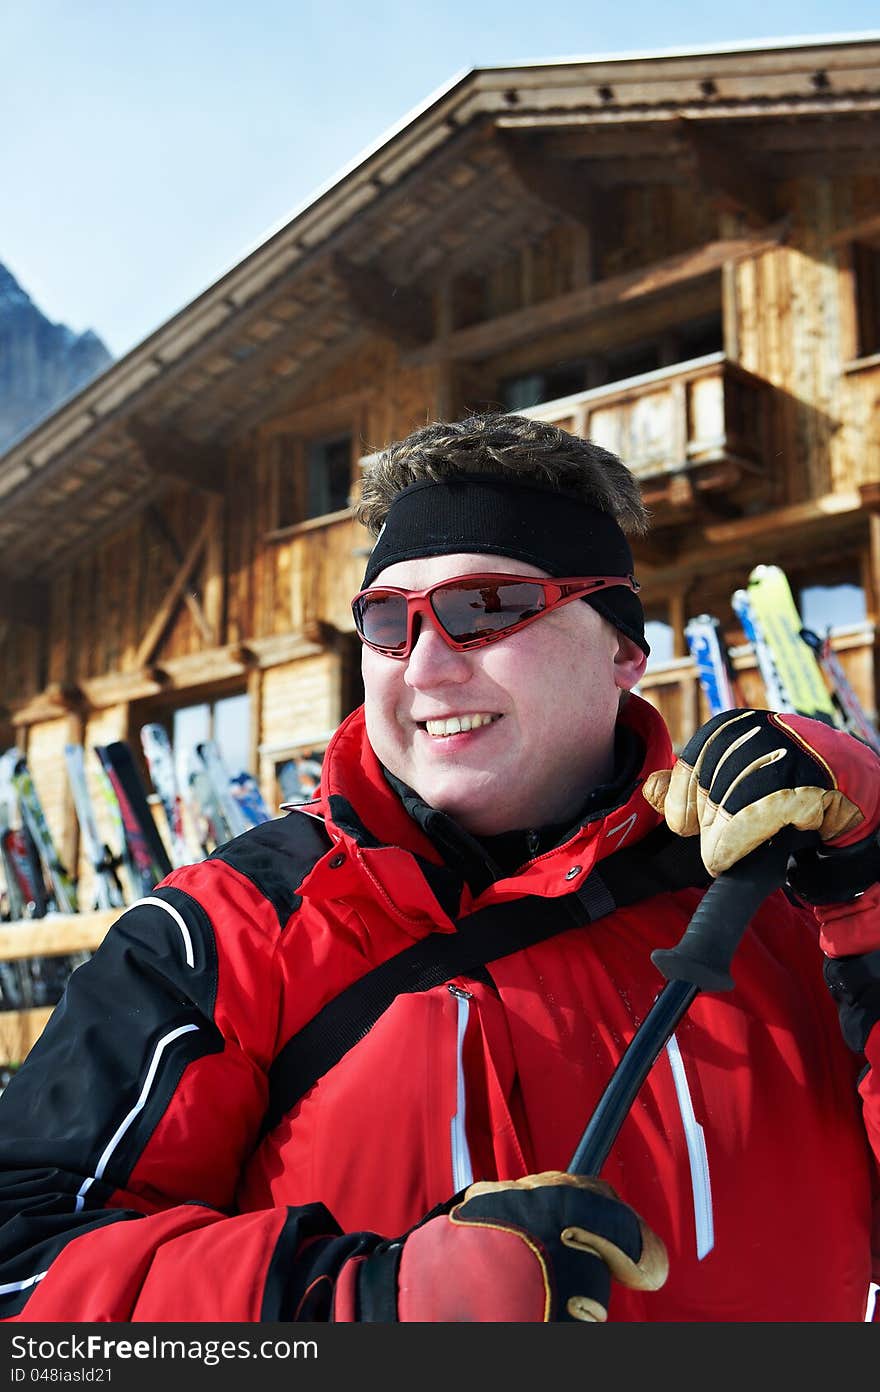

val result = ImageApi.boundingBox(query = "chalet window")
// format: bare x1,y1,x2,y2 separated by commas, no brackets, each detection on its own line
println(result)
798,581,866,636
498,312,723,410
170,691,251,795
275,431,354,530
501,364,587,411
853,239,880,359
307,434,354,519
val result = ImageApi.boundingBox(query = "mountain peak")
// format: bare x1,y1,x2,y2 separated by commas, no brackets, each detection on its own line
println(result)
0,261,113,454
0,262,33,313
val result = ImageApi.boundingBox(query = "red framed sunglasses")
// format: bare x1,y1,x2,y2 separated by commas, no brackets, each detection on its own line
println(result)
351,572,640,659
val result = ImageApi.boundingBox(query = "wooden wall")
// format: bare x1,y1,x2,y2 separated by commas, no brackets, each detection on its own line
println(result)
732,174,880,504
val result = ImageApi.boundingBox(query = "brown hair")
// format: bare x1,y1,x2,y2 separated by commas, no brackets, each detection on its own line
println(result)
355,412,649,538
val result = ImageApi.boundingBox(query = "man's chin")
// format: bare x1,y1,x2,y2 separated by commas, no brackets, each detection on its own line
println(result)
407,767,501,829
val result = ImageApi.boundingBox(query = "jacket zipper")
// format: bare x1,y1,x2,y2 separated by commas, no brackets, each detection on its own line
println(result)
665,1034,714,1260
448,985,474,1191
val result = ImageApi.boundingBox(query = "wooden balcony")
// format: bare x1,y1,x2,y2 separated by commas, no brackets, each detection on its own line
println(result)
520,352,774,520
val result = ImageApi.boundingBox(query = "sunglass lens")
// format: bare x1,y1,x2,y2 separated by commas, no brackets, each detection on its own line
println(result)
432,580,546,643
354,592,408,651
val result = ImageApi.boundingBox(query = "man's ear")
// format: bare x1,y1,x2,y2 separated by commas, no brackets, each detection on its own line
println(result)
613,633,648,691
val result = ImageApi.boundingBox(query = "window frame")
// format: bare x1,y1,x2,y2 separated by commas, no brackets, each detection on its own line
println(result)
260,393,368,542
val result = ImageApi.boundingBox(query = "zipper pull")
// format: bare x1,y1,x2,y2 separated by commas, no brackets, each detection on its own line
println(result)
447,983,473,1000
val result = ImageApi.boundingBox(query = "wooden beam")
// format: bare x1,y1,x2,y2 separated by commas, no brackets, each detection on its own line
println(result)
35,478,165,583
0,574,49,628
381,173,512,284
258,388,370,441
829,212,880,247
145,503,217,645
78,668,167,709
227,328,372,442
135,507,216,666
674,118,777,224
404,220,790,366
869,515,880,626
8,682,83,726
495,131,594,227
166,298,361,429
0,908,118,962
332,254,433,346
408,200,556,290
128,418,226,494
641,499,864,596
11,456,152,542
0,1008,54,1065
703,490,862,545
150,643,250,689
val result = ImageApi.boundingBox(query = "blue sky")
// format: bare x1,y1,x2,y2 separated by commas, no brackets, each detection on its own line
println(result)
3,1,879,357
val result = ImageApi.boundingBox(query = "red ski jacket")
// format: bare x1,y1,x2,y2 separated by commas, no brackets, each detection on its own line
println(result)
0,695,877,1321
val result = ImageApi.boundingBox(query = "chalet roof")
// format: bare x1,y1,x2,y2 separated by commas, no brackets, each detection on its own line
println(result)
2,31,880,584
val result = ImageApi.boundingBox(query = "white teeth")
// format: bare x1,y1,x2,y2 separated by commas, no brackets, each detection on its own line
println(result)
424,713,499,737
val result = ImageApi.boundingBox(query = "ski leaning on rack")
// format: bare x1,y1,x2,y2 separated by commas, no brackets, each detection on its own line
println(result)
745,565,838,726
684,614,742,716
228,770,272,827
4,749,78,914
193,741,253,841
0,755,43,923
90,760,138,904
731,586,790,713
0,760,46,1009
798,626,880,754
94,742,173,896
63,744,126,910
140,724,193,868
1,748,88,1001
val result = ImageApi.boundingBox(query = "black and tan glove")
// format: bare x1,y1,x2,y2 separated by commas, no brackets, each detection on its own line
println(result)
643,709,880,885
332,1171,668,1322
643,709,880,1051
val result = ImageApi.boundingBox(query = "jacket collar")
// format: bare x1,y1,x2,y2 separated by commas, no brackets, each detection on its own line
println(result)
309,694,673,903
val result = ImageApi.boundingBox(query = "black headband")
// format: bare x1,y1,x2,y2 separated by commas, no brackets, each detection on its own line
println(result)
362,473,648,654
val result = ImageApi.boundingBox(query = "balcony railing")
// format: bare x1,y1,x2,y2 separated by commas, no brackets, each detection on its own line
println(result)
520,352,773,511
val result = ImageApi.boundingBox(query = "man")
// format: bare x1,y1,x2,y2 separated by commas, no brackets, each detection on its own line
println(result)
0,412,878,1322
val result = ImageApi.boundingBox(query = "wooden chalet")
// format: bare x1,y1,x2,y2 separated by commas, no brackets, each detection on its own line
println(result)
2,32,880,1060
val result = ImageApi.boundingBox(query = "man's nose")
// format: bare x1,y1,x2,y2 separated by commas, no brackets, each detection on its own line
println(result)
403,615,471,687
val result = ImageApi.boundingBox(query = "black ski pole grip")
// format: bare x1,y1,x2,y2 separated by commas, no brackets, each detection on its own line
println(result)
650,831,802,991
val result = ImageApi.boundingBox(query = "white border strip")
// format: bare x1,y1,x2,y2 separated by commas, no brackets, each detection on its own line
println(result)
74,1024,199,1212
450,993,474,1192
0,1268,47,1296
666,1034,715,1261
127,897,195,968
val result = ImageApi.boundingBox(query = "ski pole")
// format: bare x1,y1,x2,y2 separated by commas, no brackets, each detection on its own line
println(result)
569,829,812,1177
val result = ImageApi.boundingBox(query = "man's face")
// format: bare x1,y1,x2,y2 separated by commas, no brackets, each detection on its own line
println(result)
361,552,647,836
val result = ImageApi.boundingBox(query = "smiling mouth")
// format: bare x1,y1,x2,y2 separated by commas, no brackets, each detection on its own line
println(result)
418,713,502,738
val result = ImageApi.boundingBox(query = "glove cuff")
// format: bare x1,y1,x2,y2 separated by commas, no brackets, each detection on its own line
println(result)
824,949,880,1052
788,829,880,905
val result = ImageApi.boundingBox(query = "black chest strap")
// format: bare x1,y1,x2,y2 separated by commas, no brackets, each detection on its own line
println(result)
261,825,711,1137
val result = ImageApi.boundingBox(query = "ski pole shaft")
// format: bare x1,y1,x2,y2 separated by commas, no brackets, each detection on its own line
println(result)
568,977,697,1176
568,831,806,1178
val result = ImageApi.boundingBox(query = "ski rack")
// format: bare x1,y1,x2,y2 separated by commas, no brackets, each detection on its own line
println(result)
0,909,119,1067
